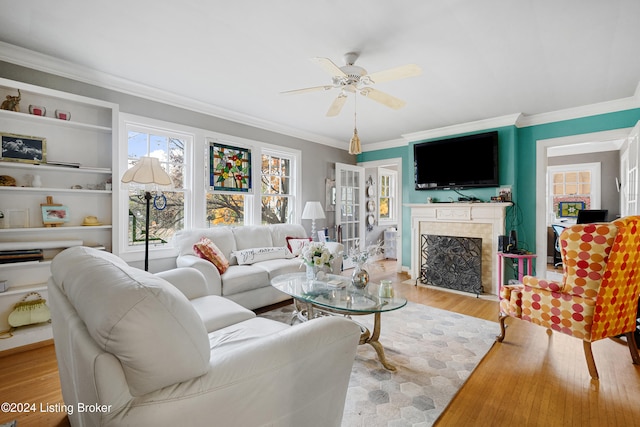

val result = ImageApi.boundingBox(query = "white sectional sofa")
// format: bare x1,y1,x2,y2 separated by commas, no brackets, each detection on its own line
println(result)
49,246,361,427
173,223,343,309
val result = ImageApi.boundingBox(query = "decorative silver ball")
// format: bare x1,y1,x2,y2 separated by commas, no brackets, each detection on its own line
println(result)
351,268,369,289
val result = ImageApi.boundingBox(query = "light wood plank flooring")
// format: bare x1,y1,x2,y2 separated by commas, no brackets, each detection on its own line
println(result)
1,260,638,426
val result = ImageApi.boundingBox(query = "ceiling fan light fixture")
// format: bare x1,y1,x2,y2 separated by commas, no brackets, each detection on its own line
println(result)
349,127,361,155
349,101,361,155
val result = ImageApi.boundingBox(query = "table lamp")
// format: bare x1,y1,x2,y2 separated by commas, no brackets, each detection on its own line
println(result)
301,201,325,241
121,156,172,271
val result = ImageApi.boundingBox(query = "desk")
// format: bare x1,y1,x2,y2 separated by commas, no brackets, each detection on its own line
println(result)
497,252,537,289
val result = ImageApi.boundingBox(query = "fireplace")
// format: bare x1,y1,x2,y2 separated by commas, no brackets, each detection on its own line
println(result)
408,202,509,295
421,234,483,295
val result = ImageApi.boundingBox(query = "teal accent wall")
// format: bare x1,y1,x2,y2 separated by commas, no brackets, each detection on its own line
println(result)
515,108,640,252
359,108,640,270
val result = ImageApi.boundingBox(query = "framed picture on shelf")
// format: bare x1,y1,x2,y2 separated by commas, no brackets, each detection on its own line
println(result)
0,133,46,164
41,205,70,225
5,209,29,228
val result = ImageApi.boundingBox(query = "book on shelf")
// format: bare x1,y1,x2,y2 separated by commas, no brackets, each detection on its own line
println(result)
46,160,81,168
0,249,44,264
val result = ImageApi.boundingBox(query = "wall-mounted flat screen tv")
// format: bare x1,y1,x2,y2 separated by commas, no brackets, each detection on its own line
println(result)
414,131,499,190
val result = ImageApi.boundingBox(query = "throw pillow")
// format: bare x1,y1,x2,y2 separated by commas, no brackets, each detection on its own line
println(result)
286,236,312,257
233,247,288,265
193,237,229,274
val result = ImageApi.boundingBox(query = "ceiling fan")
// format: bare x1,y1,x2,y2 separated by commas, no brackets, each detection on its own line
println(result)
281,52,422,117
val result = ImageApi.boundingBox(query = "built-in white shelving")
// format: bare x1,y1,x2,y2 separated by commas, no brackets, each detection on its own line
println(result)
0,77,118,352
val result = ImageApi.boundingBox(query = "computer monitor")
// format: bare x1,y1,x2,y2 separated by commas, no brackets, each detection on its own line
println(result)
576,209,608,224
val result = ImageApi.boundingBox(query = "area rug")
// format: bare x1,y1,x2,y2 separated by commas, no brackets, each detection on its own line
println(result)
260,302,497,426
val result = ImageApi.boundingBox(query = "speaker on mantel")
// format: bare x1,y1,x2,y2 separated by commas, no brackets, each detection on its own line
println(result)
498,235,507,252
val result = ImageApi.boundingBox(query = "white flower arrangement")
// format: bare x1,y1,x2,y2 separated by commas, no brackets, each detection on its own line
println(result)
300,242,334,270
345,239,383,267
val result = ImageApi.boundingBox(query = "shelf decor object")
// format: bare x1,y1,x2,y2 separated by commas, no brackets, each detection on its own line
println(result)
41,196,68,227
5,209,29,228
0,132,46,164
55,109,70,121
0,89,20,112
121,156,172,271
28,105,46,116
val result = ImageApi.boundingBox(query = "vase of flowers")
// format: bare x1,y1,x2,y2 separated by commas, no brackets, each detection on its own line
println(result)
301,242,334,281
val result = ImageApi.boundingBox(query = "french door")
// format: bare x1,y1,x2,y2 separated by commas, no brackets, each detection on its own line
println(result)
621,121,640,216
335,162,365,270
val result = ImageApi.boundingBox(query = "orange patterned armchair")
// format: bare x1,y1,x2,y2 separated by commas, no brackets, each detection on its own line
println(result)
497,216,640,380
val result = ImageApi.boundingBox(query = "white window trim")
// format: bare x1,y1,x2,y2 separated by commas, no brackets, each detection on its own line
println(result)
547,162,601,226
204,135,302,226
378,167,398,226
118,113,194,263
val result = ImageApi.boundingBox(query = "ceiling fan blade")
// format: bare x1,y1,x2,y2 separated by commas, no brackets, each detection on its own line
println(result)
364,64,422,84
311,57,348,78
326,94,348,117
360,88,406,110
280,85,334,95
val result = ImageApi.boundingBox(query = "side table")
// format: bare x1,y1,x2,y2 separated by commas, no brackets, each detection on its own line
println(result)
497,252,537,292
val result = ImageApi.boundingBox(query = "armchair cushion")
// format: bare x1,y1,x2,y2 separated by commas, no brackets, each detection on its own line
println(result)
560,223,617,297
194,237,229,273
51,247,210,397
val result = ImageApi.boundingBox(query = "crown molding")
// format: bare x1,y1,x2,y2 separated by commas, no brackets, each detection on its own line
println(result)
516,94,640,128
361,85,640,153
0,42,346,150
401,113,523,143
3,42,638,155
361,137,407,152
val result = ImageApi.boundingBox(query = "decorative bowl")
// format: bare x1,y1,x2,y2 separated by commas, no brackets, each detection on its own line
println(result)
28,105,46,116
55,110,70,120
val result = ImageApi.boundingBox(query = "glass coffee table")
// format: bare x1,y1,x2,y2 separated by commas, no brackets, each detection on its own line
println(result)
271,272,407,371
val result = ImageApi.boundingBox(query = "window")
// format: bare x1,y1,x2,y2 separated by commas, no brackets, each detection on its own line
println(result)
261,151,294,224
205,141,300,226
206,193,246,226
547,163,601,224
378,167,397,224
125,124,191,248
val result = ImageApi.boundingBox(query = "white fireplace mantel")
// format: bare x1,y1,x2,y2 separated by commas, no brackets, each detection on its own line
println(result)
406,202,511,295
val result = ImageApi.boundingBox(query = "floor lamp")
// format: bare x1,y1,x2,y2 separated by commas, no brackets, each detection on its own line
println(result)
302,201,325,241
121,156,172,271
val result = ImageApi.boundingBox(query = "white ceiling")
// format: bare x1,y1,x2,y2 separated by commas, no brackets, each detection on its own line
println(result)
1,0,639,151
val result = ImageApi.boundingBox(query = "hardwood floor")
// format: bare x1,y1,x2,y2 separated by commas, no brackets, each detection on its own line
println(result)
1,260,638,426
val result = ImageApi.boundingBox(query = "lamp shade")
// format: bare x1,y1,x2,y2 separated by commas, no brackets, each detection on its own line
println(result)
121,156,172,186
301,201,325,220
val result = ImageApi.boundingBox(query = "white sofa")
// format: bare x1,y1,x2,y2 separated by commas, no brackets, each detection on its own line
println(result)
49,246,361,427
173,223,343,309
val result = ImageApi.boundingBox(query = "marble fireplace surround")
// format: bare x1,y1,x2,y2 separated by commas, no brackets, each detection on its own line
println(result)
408,202,511,295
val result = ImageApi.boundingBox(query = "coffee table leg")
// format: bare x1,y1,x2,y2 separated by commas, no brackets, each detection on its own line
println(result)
361,312,396,371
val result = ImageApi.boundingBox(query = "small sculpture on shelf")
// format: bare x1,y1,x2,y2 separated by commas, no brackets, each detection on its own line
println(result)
0,89,21,112
0,175,17,186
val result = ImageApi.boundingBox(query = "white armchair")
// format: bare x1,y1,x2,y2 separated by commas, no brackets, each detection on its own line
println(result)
49,247,361,427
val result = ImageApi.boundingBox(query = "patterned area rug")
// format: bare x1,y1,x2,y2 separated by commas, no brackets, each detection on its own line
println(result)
260,302,497,426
